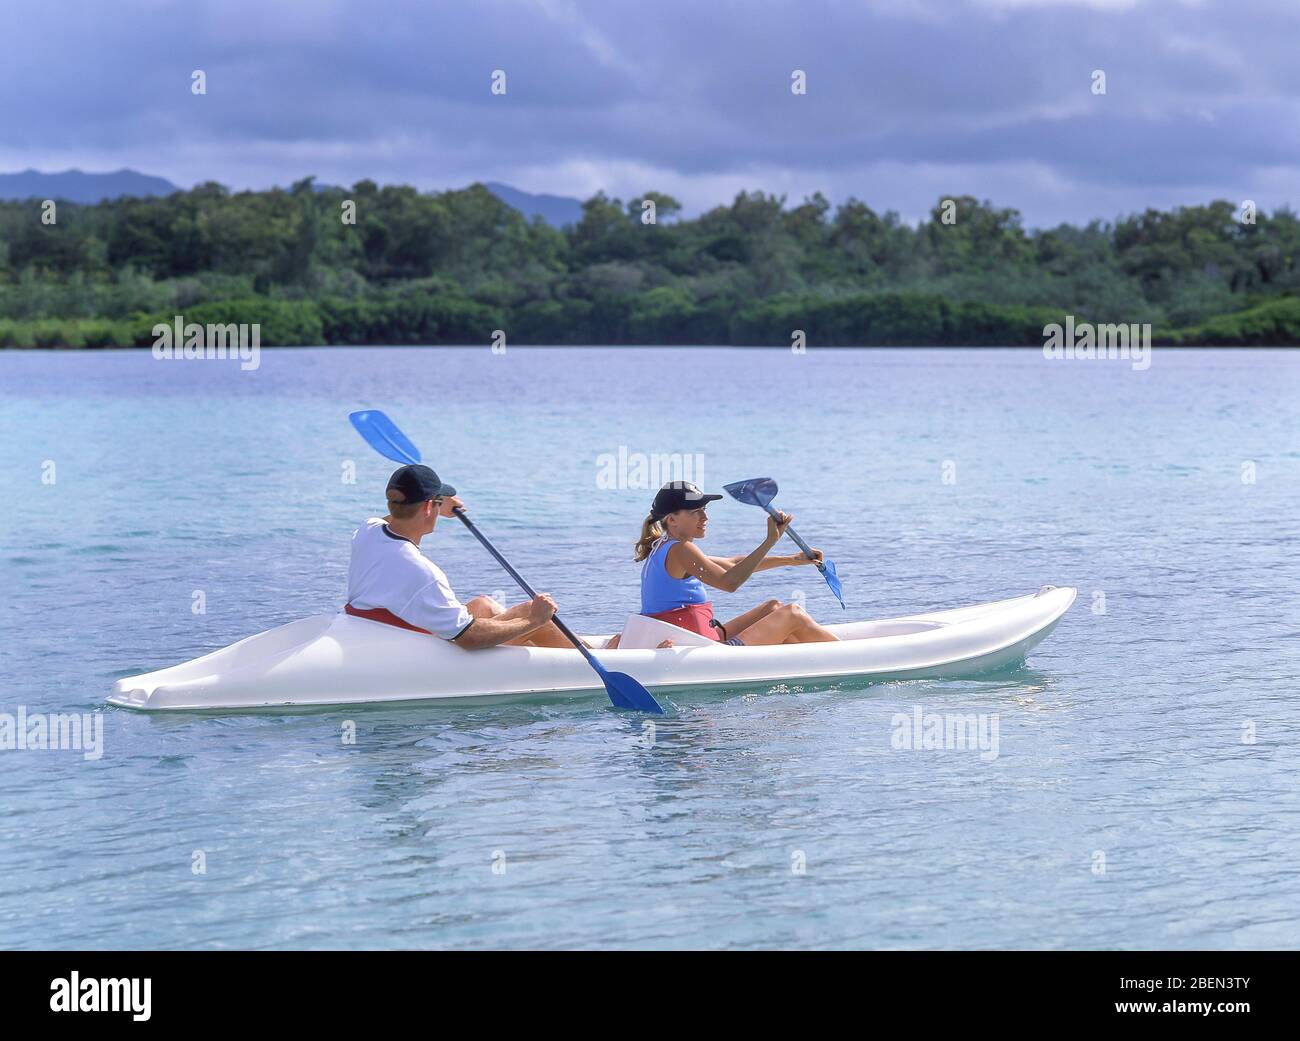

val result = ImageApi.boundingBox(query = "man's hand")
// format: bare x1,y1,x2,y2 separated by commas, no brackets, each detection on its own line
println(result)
438,495,465,518
527,593,558,625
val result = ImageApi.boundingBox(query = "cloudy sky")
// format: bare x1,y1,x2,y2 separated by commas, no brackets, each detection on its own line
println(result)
4,0,1296,225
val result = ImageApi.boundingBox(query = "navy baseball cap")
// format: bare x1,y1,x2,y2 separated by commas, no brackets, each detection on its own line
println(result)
387,464,456,504
650,481,722,520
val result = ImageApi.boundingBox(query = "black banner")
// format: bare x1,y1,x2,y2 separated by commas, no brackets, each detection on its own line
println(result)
0,950,1291,1027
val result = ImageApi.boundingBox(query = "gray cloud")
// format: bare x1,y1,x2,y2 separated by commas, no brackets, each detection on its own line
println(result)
2,0,1297,225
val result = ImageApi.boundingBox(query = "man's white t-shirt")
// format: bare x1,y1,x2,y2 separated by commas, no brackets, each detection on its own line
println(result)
346,518,474,640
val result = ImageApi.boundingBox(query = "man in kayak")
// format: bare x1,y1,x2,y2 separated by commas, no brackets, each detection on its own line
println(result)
346,464,576,649
634,481,840,646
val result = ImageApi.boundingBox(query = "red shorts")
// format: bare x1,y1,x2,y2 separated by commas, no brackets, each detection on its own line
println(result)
646,603,719,640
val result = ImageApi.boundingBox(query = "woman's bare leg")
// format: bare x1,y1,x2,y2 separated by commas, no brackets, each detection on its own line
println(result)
719,599,781,640
732,602,839,646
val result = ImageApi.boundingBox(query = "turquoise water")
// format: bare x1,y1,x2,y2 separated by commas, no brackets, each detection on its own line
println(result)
1,346,1298,950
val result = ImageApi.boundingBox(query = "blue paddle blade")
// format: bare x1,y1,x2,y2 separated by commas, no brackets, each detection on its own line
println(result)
600,669,665,714
723,477,778,508
349,410,422,466
818,559,846,610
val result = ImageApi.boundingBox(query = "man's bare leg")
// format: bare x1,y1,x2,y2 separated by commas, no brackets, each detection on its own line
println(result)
466,595,584,648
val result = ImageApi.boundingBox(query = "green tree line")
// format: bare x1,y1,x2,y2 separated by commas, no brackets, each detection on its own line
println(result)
1,179,1298,347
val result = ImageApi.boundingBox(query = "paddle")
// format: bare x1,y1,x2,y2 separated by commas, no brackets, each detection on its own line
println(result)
723,477,845,609
348,409,665,713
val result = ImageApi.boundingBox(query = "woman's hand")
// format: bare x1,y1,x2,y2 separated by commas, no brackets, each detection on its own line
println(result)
765,510,793,544
791,548,824,566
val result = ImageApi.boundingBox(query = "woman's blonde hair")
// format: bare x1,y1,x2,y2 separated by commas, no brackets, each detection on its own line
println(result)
633,513,665,562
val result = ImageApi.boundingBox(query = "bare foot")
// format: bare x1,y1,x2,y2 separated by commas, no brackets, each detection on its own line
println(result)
599,635,671,649
657,639,674,648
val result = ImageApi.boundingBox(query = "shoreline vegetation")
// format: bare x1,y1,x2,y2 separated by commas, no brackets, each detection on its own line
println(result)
1,180,1298,348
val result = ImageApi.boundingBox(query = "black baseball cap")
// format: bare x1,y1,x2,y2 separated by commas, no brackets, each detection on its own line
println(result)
387,464,456,504
650,481,723,520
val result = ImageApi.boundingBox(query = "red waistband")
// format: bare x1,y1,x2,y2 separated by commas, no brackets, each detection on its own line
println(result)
344,603,432,635
646,602,719,640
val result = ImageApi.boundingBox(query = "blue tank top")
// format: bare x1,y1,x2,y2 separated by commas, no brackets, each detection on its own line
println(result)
640,538,710,614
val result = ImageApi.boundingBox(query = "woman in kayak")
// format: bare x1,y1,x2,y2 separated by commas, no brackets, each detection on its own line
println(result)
634,481,840,646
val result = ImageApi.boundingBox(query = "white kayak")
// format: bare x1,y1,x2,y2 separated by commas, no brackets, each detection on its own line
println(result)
108,586,1076,711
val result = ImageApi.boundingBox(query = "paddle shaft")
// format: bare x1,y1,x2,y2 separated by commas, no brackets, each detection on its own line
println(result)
453,508,601,669
760,503,828,573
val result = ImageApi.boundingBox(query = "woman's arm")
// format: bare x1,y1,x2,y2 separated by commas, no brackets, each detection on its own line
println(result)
673,539,773,593
671,514,799,593
708,552,823,572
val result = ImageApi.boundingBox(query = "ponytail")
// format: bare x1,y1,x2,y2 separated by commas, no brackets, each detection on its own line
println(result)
634,513,665,562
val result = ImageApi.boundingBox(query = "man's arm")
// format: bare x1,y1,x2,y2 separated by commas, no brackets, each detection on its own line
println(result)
452,594,558,650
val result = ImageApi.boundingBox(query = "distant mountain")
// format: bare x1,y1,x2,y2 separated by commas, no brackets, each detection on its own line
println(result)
483,182,583,228
316,178,583,226
0,169,585,226
0,168,179,203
